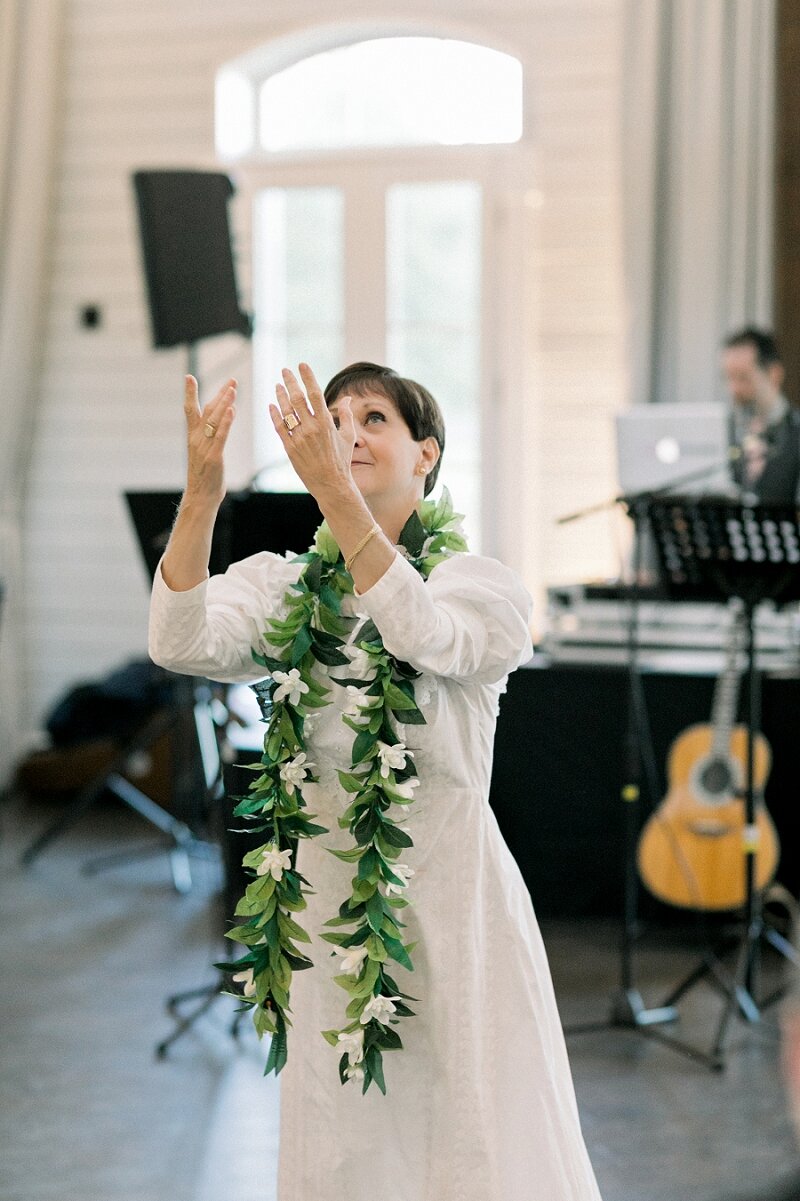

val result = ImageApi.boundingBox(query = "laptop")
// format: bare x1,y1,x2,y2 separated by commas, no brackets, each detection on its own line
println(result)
615,402,732,496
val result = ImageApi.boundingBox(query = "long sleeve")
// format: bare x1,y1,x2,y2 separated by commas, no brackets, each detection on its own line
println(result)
356,552,533,685
148,551,302,683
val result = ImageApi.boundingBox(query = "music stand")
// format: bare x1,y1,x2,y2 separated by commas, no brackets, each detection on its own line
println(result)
645,494,800,1066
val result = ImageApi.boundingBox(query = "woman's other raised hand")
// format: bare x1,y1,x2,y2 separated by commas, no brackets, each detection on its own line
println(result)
158,375,237,592
184,374,237,506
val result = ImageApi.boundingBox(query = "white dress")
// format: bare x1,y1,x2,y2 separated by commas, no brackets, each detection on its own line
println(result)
149,549,603,1201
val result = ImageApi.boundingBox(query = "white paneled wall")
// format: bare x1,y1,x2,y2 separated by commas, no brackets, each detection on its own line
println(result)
22,0,627,737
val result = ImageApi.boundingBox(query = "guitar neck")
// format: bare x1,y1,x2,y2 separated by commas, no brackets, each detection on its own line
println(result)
710,609,744,755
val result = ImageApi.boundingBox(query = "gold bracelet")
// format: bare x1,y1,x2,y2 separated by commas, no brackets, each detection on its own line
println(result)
345,525,380,573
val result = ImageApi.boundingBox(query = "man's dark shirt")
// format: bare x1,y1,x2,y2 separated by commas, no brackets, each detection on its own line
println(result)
730,406,800,503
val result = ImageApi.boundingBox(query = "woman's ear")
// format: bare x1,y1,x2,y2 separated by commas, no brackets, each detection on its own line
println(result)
418,436,440,475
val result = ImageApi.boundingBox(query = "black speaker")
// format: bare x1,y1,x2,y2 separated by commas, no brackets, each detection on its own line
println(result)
132,169,252,348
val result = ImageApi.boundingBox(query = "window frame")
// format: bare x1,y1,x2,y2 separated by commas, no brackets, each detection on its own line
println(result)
233,144,531,561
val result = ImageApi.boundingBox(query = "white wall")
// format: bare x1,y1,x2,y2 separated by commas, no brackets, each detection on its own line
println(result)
20,0,627,741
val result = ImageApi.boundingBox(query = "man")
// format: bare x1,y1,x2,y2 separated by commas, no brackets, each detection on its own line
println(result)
721,327,800,503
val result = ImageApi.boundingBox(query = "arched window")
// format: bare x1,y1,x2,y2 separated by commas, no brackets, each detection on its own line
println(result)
216,36,522,158
216,31,526,553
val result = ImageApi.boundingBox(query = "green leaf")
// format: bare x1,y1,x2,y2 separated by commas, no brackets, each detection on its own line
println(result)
383,935,414,970
328,846,365,864
384,683,418,711
357,846,379,881
366,933,388,963
319,583,341,612
311,642,351,667
353,807,380,846
352,878,377,903
365,1045,386,1095
368,710,384,734
321,1029,341,1047
352,729,377,766
320,930,350,946
376,1024,403,1050
318,605,355,637
366,891,385,934
356,618,381,644
396,706,426,725
290,624,313,666
398,510,426,557
346,995,368,1020
284,951,314,971
379,822,413,849
313,524,340,564
337,769,369,793
303,556,323,592
277,911,312,944
264,1018,288,1076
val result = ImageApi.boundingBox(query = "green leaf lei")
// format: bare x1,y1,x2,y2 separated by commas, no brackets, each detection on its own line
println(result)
216,488,468,1094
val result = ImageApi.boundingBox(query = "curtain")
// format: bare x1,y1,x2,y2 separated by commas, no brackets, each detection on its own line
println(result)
621,0,775,408
0,0,64,785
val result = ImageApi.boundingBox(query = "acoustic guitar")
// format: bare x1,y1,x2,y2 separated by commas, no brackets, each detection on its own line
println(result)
636,608,779,911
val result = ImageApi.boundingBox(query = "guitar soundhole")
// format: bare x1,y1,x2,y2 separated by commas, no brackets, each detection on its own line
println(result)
699,758,735,796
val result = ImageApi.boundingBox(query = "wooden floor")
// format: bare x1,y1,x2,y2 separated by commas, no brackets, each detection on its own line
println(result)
1,792,797,1201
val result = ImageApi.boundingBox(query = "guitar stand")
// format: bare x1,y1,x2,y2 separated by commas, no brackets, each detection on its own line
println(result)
640,497,800,1069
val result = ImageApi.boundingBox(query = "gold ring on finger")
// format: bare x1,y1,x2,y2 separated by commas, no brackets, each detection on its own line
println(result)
283,411,301,432
204,422,217,438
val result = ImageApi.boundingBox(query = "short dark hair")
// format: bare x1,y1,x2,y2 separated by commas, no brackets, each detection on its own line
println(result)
724,326,782,369
324,362,445,497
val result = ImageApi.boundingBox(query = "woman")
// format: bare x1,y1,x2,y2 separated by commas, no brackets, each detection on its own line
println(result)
149,362,602,1201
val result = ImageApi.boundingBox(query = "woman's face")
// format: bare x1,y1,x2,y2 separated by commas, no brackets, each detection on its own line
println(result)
328,389,438,506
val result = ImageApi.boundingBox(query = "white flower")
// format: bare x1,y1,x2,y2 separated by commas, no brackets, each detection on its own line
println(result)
346,646,378,680
385,863,415,897
272,668,309,707
342,685,372,720
279,752,313,796
344,1064,364,1082
377,741,412,779
232,968,257,997
360,994,400,1026
333,944,369,975
256,843,293,881
337,1028,364,1065
390,777,419,801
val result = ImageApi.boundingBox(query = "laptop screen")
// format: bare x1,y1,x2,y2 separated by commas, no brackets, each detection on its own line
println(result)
615,402,732,495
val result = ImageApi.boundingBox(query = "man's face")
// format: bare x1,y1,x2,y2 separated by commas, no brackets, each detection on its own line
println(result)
721,342,782,409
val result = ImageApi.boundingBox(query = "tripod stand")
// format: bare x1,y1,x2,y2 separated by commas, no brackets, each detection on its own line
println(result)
641,495,800,1067
562,494,716,1066
19,671,219,893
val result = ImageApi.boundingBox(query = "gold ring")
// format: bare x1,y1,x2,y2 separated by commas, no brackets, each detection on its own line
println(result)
283,412,301,432
203,422,217,438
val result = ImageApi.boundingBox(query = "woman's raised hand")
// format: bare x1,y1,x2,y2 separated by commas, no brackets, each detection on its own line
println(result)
269,363,356,501
184,375,237,507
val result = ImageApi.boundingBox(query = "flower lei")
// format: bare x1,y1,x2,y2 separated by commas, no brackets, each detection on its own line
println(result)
217,489,468,1094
